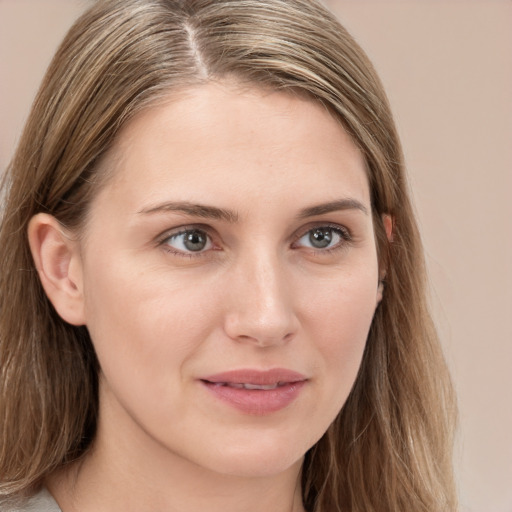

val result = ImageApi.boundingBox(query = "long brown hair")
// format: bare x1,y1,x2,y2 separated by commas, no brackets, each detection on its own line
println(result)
0,1,457,510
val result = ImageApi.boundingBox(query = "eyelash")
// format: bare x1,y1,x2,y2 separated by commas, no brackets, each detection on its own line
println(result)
292,223,352,254
158,225,216,258
157,223,352,258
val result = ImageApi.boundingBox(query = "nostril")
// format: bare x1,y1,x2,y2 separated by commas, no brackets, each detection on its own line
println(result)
283,332,294,342
228,330,295,347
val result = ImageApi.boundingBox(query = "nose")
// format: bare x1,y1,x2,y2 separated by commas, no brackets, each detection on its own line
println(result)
223,251,298,347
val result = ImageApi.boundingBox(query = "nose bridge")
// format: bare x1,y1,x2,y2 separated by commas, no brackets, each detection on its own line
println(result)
224,245,296,345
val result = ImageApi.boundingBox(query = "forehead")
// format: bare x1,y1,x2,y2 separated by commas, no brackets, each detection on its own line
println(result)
95,81,370,216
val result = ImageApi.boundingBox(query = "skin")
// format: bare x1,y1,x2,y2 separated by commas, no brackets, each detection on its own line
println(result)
29,81,387,512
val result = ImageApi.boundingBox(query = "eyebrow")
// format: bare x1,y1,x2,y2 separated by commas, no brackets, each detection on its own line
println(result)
138,201,239,223
138,198,368,222
298,199,368,218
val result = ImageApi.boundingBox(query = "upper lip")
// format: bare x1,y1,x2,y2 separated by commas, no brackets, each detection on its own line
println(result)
201,368,307,385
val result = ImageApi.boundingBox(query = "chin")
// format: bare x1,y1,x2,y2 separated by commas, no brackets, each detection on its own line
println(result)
183,427,316,479
207,450,305,479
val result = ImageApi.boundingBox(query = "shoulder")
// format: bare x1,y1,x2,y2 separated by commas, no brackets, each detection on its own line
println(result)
1,488,61,512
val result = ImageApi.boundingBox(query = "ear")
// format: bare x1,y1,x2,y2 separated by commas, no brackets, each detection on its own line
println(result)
382,214,393,242
27,213,86,326
377,214,394,304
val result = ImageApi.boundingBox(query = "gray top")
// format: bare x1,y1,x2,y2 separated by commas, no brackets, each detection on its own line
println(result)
5,488,61,512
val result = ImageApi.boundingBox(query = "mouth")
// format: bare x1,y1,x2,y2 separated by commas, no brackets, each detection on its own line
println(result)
201,368,307,387
206,382,290,390
199,368,307,415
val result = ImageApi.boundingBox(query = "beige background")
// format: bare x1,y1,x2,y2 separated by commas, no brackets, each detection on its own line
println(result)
1,1,511,510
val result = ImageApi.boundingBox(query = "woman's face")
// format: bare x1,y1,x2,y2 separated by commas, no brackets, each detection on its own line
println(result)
77,82,381,477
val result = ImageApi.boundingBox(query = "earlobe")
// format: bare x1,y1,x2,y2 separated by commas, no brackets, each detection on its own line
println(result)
27,213,86,326
382,214,393,242
376,214,393,305
376,279,385,305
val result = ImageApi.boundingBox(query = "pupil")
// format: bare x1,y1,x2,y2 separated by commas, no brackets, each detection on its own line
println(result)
310,228,332,248
184,231,206,251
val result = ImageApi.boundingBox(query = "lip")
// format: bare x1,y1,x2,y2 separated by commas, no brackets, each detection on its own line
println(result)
200,368,308,415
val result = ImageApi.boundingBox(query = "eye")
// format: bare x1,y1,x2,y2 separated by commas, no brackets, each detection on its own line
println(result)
164,229,212,254
295,226,349,250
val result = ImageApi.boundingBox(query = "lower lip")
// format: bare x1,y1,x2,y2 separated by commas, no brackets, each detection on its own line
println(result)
201,381,306,415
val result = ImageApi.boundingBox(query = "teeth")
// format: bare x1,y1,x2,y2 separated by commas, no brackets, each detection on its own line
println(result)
210,381,287,390
242,383,278,390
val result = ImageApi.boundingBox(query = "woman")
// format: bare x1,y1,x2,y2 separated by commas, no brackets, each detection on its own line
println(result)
0,0,457,511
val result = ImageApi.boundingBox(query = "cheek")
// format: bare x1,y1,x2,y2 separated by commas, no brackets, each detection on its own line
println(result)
81,264,227,441
81,256,220,390
329,281,376,351
299,265,378,403
303,262,378,339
